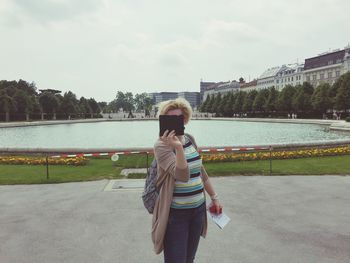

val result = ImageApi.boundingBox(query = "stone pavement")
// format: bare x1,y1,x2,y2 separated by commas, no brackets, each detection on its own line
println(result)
0,176,350,263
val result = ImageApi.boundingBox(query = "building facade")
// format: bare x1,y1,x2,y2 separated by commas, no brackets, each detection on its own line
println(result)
177,91,200,110
254,63,304,91
303,45,350,87
200,81,216,103
203,80,240,101
154,92,178,105
275,63,304,91
239,79,258,92
256,66,281,90
148,91,200,109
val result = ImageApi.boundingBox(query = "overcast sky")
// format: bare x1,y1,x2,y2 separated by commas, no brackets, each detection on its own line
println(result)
0,0,349,102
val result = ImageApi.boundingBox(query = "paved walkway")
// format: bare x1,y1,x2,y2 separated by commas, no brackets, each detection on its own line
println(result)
0,176,349,263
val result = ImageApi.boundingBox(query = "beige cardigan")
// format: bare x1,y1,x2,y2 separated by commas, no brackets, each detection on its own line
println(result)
151,133,209,254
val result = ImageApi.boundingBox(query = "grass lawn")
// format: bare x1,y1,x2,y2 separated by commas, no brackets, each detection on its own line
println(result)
0,159,123,185
203,154,350,176
0,154,349,185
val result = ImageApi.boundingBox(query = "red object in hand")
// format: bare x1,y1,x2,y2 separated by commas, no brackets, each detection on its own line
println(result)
209,204,222,214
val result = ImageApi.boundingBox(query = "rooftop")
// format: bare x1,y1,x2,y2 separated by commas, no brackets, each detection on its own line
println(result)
304,49,345,70
259,66,282,79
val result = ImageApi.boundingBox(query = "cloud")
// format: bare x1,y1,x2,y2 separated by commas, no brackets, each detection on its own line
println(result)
204,20,263,46
1,0,350,101
1,0,103,25
159,52,189,68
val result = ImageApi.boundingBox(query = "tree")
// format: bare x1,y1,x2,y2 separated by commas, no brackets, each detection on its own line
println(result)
98,102,108,113
144,97,153,117
211,93,222,116
292,84,313,114
253,89,269,113
218,93,229,116
311,83,332,115
302,81,314,95
13,89,34,121
199,95,210,112
0,90,17,122
16,79,38,96
207,94,215,113
114,91,126,112
264,87,279,113
334,72,350,112
134,93,148,112
329,74,345,98
233,91,246,115
223,92,234,117
88,98,100,118
79,97,92,118
38,92,60,120
242,90,257,114
59,91,79,119
124,92,135,118
276,85,297,113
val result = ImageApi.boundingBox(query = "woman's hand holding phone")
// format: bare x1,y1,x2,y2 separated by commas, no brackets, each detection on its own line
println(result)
209,200,223,214
160,129,182,150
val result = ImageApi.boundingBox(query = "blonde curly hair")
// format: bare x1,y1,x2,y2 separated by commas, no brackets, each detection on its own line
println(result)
156,98,193,125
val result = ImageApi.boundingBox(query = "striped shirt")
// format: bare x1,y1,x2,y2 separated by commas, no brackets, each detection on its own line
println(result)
171,134,205,209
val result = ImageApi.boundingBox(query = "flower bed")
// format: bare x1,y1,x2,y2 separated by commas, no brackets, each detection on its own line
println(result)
201,145,350,163
0,156,88,166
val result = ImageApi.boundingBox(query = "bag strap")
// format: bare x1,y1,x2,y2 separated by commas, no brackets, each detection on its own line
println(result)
185,133,207,204
184,133,196,149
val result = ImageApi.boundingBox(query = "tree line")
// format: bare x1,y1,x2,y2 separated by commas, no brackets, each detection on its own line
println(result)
0,80,102,121
1,72,349,122
103,91,154,118
199,72,350,119
0,80,155,122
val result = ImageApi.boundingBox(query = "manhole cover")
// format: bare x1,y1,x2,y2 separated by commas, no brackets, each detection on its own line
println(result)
104,179,145,191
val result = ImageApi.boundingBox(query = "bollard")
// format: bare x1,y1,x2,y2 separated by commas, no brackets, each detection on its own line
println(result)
146,152,149,175
46,156,49,179
269,146,272,176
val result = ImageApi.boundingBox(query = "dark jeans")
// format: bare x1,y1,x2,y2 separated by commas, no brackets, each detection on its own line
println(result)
163,202,206,263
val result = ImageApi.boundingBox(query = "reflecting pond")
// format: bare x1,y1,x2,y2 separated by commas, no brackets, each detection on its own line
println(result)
0,120,349,148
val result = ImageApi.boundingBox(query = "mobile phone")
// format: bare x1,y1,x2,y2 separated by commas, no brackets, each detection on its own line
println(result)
159,115,185,137
209,204,222,214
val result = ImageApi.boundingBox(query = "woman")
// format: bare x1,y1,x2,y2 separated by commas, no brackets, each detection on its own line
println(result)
152,98,223,263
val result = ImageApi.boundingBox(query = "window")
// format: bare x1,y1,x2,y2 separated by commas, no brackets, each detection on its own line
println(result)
307,76,310,82
336,59,341,63
320,73,324,79
328,72,332,79
312,75,316,81
291,76,294,81
328,60,333,65
336,71,340,77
